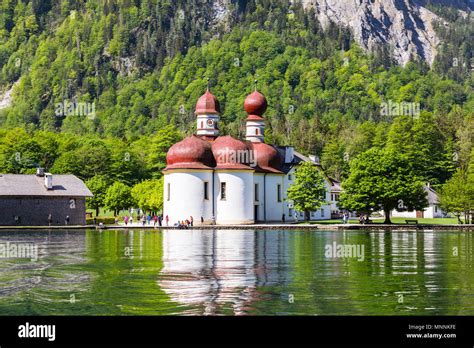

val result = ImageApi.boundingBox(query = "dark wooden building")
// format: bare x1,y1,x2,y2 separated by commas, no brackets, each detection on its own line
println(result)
0,172,92,226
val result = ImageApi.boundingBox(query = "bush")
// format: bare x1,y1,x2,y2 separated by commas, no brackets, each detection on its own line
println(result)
86,217,117,225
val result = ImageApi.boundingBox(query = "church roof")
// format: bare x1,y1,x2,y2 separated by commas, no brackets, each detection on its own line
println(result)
195,90,220,115
212,136,254,170
244,90,267,117
165,135,216,170
251,142,283,174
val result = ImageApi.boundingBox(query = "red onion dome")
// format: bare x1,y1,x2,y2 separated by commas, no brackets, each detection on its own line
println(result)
244,90,267,117
211,135,254,170
251,142,283,173
195,90,220,115
165,135,216,170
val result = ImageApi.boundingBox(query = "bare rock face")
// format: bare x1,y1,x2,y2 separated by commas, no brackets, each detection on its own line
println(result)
300,0,444,66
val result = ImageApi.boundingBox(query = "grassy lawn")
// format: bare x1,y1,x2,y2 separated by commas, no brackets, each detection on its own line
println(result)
88,207,460,225
299,217,459,225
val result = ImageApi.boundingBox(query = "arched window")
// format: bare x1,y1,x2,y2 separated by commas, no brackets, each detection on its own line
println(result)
255,128,259,135
200,121,204,129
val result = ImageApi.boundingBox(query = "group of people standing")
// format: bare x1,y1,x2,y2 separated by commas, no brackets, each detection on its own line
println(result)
123,214,170,227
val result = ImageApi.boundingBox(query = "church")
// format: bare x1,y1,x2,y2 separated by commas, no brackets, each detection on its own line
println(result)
163,88,341,225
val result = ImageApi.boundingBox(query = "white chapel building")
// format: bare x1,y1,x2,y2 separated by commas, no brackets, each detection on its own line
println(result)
162,88,340,225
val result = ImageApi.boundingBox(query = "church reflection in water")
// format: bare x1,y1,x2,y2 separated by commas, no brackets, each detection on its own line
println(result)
158,229,291,315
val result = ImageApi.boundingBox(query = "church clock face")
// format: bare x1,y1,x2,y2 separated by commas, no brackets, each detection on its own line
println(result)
207,119,214,127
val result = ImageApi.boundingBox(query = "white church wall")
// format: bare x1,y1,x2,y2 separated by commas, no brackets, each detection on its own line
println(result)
214,171,254,224
253,174,265,221
163,170,213,225
264,174,285,221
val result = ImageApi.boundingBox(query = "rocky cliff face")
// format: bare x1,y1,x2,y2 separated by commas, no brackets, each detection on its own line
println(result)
300,0,444,66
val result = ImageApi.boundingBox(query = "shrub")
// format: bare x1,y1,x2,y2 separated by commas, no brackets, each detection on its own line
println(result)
86,217,117,225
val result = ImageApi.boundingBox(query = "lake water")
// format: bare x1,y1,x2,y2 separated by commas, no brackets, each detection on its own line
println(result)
0,229,473,315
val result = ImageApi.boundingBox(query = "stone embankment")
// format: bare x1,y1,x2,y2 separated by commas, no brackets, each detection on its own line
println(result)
0,224,473,231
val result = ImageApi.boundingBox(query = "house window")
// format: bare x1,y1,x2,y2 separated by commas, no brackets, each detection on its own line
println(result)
255,128,259,135
288,174,292,181
167,183,170,201
321,208,325,217
435,205,438,213
277,184,282,202
204,181,209,200
200,121,204,129
221,182,226,200
255,183,259,202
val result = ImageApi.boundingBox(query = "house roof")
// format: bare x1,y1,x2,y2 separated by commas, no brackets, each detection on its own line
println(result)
330,180,342,192
0,174,93,197
424,185,439,205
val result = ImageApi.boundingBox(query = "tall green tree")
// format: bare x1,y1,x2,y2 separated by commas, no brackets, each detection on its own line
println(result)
104,181,133,216
440,149,474,224
287,162,327,221
131,179,164,214
85,175,110,217
339,148,428,223
439,170,472,224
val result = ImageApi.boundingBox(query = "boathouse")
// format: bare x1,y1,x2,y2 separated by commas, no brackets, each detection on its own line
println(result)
0,170,92,226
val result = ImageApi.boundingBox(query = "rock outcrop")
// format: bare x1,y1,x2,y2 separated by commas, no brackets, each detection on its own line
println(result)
300,0,444,66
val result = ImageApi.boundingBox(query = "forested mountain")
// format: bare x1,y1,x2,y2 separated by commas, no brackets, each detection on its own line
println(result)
0,0,472,191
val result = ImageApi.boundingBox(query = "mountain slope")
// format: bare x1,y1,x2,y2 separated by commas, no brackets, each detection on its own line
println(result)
300,0,444,66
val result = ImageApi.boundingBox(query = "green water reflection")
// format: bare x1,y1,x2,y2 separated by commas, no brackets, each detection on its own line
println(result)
0,229,472,315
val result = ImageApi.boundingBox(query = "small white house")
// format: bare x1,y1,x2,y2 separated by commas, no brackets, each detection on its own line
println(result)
389,185,448,219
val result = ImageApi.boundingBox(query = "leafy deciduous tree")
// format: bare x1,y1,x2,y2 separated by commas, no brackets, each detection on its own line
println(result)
339,148,428,224
287,161,327,221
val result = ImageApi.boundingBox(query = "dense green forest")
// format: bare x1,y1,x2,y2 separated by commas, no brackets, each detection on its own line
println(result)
0,0,472,217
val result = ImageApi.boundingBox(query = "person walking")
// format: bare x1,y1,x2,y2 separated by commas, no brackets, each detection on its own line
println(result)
65,215,70,225
158,215,162,227
124,215,129,226
165,215,169,226
190,216,193,227
48,213,53,226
